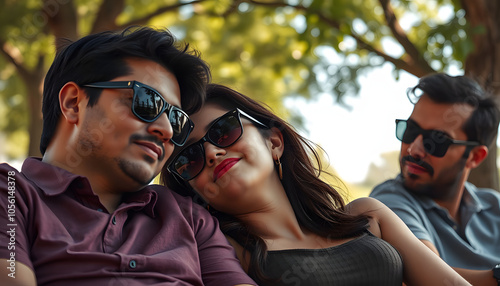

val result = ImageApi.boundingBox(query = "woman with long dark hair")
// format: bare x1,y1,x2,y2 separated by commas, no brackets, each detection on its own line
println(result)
161,83,470,285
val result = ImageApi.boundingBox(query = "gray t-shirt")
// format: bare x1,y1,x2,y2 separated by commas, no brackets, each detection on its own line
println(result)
371,174,500,269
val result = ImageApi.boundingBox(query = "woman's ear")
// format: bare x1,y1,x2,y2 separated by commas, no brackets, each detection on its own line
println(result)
269,127,285,158
59,82,84,124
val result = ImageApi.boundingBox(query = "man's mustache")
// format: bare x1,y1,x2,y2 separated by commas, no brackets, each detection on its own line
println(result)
402,155,434,176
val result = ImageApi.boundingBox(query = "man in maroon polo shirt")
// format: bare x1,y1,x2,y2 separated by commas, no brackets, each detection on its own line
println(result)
0,27,256,286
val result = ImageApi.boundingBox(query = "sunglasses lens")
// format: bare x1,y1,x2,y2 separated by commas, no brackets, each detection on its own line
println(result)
171,110,246,181
397,120,419,144
396,120,451,157
132,85,192,146
169,108,192,146
395,120,408,142
133,86,165,121
172,144,205,180
207,114,242,147
424,131,451,157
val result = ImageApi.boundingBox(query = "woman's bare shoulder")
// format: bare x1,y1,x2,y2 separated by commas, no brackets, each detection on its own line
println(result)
345,197,387,215
345,197,390,237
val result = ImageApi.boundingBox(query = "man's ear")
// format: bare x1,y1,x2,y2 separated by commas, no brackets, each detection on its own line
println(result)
269,127,285,158
59,82,85,124
466,145,488,169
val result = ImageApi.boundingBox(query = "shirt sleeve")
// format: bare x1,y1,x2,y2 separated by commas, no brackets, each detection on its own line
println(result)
0,164,34,270
370,180,434,243
191,204,256,286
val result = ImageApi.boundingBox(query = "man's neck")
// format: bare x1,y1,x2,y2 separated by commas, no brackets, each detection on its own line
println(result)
433,184,466,224
42,150,126,214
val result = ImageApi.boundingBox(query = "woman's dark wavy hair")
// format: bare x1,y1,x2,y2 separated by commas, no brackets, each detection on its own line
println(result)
407,73,500,147
161,83,370,282
40,26,211,154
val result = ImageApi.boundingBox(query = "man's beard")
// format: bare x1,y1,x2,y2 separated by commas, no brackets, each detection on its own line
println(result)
401,155,467,201
116,157,156,186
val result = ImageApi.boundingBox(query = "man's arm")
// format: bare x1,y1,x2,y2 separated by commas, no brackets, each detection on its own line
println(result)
189,204,256,286
371,183,497,285
0,259,36,286
420,239,497,286
0,166,36,285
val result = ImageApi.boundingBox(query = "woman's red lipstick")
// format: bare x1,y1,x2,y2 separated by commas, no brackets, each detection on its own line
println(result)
214,158,240,181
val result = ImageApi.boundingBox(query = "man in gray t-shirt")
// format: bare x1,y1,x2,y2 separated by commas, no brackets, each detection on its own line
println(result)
370,73,500,285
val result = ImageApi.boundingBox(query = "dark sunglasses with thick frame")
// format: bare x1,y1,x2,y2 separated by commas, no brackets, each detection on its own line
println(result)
395,119,480,157
84,81,194,146
168,108,268,181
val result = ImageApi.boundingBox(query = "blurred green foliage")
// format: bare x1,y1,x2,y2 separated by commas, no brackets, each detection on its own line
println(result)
0,0,472,162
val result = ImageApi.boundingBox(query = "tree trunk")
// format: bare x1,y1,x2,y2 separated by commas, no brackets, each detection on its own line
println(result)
26,74,43,157
462,0,500,191
24,0,125,157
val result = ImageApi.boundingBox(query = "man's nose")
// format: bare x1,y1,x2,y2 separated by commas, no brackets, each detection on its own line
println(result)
147,112,174,143
407,134,427,158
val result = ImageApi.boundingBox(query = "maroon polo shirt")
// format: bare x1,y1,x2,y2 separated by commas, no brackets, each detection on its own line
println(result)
0,158,255,286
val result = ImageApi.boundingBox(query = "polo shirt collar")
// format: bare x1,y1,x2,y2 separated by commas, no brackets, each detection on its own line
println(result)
122,187,158,218
22,157,85,196
413,192,436,211
462,182,490,212
396,174,487,213
21,157,158,217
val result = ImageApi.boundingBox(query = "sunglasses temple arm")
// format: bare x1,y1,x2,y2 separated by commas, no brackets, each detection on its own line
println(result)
84,81,133,89
238,109,268,128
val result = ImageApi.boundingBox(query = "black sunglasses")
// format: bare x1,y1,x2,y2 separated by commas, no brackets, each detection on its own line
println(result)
395,119,479,157
84,81,194,146
168,108,268,181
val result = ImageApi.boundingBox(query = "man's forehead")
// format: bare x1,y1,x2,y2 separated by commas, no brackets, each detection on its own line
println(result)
124,58,181,107
411,96,474,131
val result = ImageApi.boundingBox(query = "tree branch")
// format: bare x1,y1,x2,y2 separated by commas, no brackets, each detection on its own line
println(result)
91,0,125,33
378,1,415,59
0,39,31,81
116,0,207,30
43,0,78,51
351,32,433,77
247,0,434,77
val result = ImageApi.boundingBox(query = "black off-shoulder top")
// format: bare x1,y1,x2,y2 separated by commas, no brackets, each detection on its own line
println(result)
253,231,403,286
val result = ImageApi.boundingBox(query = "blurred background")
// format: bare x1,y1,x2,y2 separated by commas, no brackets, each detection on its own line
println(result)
1,0,499,199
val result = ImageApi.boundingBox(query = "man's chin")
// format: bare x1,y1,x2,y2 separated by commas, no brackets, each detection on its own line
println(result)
403,176,434,197
402,173,422,190
118,159,158,187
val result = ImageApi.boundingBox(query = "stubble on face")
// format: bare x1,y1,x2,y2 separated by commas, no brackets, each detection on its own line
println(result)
120,134,168,185
77,114,159,188
401,155,468,201
115,157,156,186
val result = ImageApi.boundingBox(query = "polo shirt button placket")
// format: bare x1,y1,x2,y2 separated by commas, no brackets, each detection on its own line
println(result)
112,216,116,225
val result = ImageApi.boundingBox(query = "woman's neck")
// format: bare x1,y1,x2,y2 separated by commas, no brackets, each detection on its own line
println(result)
234,187,321,250
233,185,358,251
